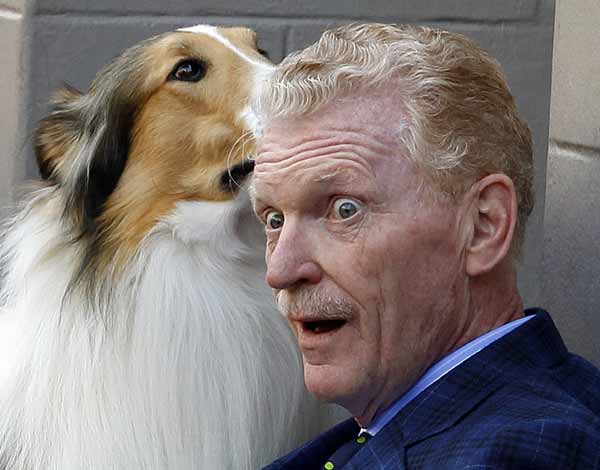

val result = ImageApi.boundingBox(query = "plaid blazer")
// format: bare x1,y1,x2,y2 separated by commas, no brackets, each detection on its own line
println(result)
264,309,600,469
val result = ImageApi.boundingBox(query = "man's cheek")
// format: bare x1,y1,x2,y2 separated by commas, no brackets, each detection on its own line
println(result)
265,234,278,254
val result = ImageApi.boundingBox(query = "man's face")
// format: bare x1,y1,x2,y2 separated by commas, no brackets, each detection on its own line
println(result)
252,99,471,425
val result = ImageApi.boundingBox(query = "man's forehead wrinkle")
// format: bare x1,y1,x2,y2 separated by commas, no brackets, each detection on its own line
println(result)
257,130,392,171
255,153,375,187
259,144,376,169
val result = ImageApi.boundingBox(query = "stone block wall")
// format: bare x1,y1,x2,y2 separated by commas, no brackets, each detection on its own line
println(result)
544,0,600,365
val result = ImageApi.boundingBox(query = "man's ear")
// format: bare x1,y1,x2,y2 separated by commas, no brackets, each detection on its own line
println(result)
465,174,517,276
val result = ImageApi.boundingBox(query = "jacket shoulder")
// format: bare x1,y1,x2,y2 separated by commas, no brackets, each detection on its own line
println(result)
407,369,600,470
408,416,600,469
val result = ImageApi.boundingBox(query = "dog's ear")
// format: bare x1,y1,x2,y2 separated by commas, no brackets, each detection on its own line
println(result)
72,88,136,232
35,81,137,235
35,85,84,181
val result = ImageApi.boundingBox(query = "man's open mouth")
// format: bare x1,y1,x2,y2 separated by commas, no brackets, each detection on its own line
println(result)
302,319,347,334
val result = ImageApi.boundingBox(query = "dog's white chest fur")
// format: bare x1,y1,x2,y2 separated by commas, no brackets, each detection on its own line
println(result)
0,191,335,470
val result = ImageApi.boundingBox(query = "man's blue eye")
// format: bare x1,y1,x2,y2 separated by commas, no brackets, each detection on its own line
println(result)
333,199,360,219
266,211,284,229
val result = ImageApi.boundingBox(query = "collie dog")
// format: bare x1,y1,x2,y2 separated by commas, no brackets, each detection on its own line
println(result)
0,25,336,470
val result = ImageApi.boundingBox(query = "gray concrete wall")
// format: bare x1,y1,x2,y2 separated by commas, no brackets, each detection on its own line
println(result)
544,0,600,366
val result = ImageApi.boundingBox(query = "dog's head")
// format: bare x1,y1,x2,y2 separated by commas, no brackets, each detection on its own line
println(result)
35,25,271,266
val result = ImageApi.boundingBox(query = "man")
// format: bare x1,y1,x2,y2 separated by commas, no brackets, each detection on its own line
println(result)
250,24,600,469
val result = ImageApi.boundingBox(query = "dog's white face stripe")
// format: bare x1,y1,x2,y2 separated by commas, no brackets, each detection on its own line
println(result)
178,24,275,71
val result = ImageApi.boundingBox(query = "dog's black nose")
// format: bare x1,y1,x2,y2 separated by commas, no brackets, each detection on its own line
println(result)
220,159,255,193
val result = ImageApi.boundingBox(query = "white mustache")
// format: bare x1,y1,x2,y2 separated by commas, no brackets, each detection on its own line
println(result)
277,290,355,321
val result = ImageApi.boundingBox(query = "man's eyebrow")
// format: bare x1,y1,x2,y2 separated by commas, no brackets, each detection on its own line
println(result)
247,180,256,201
313,167,371,186
314,168,345,183
247,182,264,213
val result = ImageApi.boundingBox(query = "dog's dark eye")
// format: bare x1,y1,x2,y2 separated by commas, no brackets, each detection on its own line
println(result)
169,59,207,82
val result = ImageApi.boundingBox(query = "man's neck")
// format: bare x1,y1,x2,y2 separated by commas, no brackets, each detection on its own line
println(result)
450,261,524,354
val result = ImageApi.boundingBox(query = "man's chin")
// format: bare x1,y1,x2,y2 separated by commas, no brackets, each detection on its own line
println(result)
303,362,361,407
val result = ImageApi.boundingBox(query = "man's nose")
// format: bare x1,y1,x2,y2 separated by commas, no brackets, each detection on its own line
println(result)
265,223,322,290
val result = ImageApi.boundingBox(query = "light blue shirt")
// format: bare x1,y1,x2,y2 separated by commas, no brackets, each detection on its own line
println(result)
362,315,534,436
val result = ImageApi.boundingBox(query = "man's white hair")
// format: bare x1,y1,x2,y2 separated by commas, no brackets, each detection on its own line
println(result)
252,23,533,256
